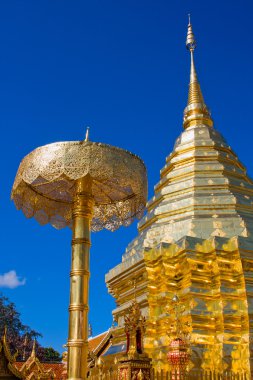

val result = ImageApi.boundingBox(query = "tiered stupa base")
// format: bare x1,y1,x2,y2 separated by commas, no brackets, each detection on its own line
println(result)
144,235,252,376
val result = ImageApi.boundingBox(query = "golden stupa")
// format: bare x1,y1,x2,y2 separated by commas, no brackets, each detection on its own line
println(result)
105,20,253,376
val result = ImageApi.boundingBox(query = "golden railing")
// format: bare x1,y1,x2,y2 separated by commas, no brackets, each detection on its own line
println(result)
88,368,250,380
150,370,250,380
88,366,118,380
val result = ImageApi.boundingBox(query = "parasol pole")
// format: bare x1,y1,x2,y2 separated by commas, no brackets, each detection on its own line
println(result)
67,174,94,380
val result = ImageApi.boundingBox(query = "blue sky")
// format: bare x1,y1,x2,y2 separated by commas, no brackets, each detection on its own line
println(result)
1,0,253,353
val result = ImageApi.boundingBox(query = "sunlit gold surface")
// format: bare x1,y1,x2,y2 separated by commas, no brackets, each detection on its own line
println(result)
11,139,147,380
124,300,146,359
118,300,152,380
11,141,147,231
143,237,251,376
106,21,253,377
184,21,213,130
68,176,94,380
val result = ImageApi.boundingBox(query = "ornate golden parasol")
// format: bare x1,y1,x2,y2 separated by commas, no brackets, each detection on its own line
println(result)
11,130,147,380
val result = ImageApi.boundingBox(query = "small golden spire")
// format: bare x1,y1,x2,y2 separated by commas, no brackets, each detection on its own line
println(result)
88,323,93,337
96,357,104,368
183,17,213,129
186,18,203,105
85,126,90,142
31,339,36,358
3,326,7,341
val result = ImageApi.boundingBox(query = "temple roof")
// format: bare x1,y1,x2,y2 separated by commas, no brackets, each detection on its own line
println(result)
88,331,111,355
15,363,65,380
0,331,66,380
0,331,23,379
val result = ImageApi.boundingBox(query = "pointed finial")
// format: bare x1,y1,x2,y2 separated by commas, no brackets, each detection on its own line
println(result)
88,323,93,338
172,294,179,303
137,369,144,380
96,357,104,368
22,334,28,361
186,17,196,52
3,326,7,341
31,339,36,358
85,126,90,142
186,18,199,86
183,17,213,129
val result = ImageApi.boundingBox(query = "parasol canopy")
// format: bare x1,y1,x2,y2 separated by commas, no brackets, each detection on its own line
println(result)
11,140,147,231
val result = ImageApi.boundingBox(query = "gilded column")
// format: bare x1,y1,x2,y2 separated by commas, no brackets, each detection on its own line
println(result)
67,175,94,380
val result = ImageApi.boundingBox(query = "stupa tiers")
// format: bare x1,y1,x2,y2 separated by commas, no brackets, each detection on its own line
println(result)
106,21,253,375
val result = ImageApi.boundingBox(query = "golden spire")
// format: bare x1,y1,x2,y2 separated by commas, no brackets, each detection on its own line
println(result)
183,16,213,129
3,326,7,342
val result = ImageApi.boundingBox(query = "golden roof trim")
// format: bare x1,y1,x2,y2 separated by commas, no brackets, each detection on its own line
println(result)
0,333,24,379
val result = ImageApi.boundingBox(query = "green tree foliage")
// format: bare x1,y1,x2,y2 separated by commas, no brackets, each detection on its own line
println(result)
0,294,61,362
43,347,62,362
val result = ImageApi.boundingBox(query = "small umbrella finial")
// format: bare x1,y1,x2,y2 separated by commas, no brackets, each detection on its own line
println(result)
85,126,90,142
186,15,196,51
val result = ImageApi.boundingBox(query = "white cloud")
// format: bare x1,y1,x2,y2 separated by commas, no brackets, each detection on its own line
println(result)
0,270,26,289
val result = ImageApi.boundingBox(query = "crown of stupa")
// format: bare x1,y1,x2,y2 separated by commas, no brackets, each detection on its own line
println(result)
183,16,213,129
